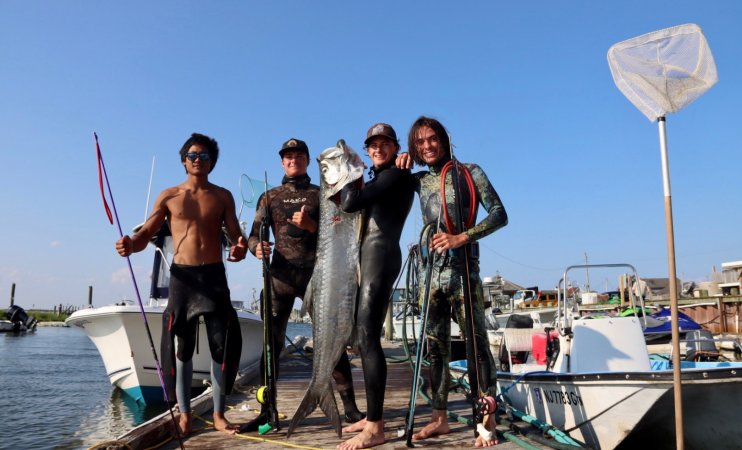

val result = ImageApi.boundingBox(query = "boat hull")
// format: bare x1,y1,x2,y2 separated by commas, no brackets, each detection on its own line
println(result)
497,367,742,450
66,304,262,404
391,315,460,340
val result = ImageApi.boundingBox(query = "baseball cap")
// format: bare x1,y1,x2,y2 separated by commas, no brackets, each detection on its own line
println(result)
364,123,398,145
279,138,309,158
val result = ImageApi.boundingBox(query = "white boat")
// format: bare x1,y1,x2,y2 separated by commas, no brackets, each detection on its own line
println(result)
489,289,559,331
391,310,461,341
66,225,263,404
492,264,742,450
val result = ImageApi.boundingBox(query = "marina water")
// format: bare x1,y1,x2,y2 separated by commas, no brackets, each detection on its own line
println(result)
0,322,312,450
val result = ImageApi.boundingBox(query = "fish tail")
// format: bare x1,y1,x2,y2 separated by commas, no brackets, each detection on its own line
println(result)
286,381,341,438
317,380,341,437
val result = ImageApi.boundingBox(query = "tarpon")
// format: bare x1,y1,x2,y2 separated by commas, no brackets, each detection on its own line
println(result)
287,140,365,438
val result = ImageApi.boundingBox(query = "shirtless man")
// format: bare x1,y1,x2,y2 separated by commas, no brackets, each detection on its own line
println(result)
116,132,247,436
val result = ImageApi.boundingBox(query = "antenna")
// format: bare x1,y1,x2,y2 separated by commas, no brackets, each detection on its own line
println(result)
584,252,591,292
144,157,156,222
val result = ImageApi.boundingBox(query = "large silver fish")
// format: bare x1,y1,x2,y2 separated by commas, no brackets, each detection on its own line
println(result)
287,140,365,438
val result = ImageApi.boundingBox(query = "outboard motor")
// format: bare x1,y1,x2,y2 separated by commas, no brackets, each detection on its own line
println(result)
6,305,38,332
685,329,719,362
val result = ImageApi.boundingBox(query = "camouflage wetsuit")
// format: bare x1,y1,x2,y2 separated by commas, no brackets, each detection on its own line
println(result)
415,158,507,410
340,161,415,421
247,174,362,423
247,174,320,380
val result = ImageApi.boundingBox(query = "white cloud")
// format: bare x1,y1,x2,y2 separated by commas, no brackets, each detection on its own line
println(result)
50,241,62,248
111,267,131,284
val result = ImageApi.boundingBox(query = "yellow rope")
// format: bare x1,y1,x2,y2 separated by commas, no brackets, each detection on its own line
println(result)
233,433,324,449
193,413,323,450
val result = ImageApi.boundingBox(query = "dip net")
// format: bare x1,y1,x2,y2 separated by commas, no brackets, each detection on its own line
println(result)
607,23,717,121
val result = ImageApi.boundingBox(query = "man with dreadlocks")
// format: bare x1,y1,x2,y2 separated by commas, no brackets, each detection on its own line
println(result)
397,116,507,447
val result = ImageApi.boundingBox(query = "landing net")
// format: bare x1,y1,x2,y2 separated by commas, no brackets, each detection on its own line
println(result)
607,23,717,121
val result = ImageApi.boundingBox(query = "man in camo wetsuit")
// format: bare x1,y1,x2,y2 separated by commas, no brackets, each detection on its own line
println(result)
398,117,507,448
244,138,363,431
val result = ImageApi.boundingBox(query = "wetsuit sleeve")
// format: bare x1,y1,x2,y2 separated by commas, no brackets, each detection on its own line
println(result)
465,164,507,242
246,193,267,255
340,167,412,213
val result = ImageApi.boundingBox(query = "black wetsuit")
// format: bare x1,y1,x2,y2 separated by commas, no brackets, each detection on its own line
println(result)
340,162,415,421
161,262,242,407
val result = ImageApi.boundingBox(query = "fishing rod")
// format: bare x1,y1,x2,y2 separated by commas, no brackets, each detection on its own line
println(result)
404,222,439,448
404,199,446,447
444,144,496,439
256,171,280,435
94,133,185,450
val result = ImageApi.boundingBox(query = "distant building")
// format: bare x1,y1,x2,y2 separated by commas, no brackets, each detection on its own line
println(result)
715,261,742,296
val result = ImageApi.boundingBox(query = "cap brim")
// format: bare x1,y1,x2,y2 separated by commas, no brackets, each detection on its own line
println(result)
364,135,397,145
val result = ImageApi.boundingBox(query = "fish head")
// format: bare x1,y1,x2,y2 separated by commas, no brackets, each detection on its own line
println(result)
317,139,366,199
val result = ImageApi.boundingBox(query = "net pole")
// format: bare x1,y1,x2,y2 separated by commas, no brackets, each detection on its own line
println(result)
657,116,685,450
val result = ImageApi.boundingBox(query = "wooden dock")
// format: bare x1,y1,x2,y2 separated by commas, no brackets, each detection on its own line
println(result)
108,341,560,450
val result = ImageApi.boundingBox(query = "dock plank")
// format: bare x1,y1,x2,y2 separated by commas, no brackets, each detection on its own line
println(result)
119,341,553,450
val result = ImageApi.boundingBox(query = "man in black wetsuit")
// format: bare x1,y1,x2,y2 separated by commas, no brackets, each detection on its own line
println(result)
337,123,415,449
116,133,247,437
245,138,364,431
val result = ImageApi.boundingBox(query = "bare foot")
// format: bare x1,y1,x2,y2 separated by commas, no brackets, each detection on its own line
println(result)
474,414,498,447
213,411,240,435
176,412,192,438
412,410,450,441
342,417,367,434
337,420,385,450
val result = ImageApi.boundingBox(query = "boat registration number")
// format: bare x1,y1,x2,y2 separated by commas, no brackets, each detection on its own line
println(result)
533,387,583,406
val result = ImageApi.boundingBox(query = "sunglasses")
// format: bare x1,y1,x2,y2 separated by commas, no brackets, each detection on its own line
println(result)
185,152,211,162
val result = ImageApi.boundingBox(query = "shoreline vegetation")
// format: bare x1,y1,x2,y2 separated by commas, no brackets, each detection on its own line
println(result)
1,309,71,323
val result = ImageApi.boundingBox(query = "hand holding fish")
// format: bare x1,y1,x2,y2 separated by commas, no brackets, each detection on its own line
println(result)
431,232,469,254
288,205,317,233
227,236,247,262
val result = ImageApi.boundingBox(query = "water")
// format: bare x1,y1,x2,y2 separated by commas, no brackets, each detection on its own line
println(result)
0,322,312,450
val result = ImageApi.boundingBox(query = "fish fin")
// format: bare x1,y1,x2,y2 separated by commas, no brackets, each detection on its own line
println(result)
287,382,319,438
300,274,314,318
317,380,342,438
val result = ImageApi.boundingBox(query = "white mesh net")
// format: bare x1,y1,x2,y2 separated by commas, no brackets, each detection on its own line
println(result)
607,23,718,121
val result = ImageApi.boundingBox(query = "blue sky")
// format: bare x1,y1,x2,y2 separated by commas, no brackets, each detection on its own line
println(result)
1,1,740,310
